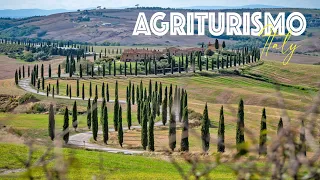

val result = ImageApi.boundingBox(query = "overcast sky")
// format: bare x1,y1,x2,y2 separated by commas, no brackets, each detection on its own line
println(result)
0,0,319,9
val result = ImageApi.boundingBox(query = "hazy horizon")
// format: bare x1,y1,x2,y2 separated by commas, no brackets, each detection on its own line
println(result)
0,0,319,10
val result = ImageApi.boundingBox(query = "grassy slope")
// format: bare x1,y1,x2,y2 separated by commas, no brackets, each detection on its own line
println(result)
0,143,235,179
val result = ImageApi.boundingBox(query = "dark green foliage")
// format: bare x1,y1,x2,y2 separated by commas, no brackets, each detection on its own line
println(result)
215,39,219,50
106,83,109,102
52,86,55,98
15,70,18,85
277,117,283,135
236,99,246,154
63,107,69,144
76,79,79,97
48,104,55,141
114,81,119,131
141,103,148,150
103,106,108,144
87,98,91,129
201,103,210,152
218,106,225,152
101,98,106,124
118,106,123,147
89,82,92,97
180,92,189,152
95,85,98,99
69,85,72,99
41,64,44,78
42,77,45,90
66,84,68,96
82,83,85,100
169,112,176,151
56,79,59,94
162,86,168,125
127,98,132,130
148,113,154,151
48,64,51,78
132,84,135,105
80,64,82,78
72,101,78,131
222,41,226,48
259,108,267,155
102,82,105,98
92,97,98,141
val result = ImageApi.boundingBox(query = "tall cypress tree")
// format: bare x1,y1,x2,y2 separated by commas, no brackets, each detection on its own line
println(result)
102,82,105,98
169,112,176,151
63,107,69,144
236,99,246,154
82,83,85,100
118,106,123,147
69,85,72,99
58,64,61,78
114,81,119,131
89,81,92,97
56,79,59,94
162,86,168,125
72,101,78,131
180,92,189,152
76,79,80,97
92,97,98,141
41,64,44,78
48,104,55,141
277,117,283,135
141,103,148,150
80,64,83,78
127,98,132,130
148,113,155,151
132,84,135,105
95,84,98,99
106,83,109,102
201,103,210,152
87,98,91,129
103,106,108,144
49,64,51,78
15,70,18,85
217,106,225,152
101,98,106,124
259,108,267,155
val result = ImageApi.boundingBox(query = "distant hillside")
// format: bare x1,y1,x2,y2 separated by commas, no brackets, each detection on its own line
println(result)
0,9,71,18
183,4,286,10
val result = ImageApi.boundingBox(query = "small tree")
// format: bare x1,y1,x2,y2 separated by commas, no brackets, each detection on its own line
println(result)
217,106,225,152
58,64,61,78
15,70,18,85
106,83,109,102
87,98,91,129
92,97,98,141
201,103,210,152
48,64,51,78
180,92,189,152
204,49,214,56
63,107,69,144
259,108,267,155
169,112,176,151
82,83,85,100
148,113,155,151
72,101,78,131
222,41,226,49
127,98,132,130
103,106,109,144
118,106,123,147
236,99,246,154
48,104,55,141
162,86,168,125
141,103,148,150
89,82,92,97
114,81,119,131
76,79,80,97
215,39,219,50
277,117,283,135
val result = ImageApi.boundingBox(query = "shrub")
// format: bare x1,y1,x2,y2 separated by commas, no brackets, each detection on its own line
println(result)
18,93,37,104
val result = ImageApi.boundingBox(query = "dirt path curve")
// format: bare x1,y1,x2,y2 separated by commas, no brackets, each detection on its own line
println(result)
18,76,126,103
69,121,164,154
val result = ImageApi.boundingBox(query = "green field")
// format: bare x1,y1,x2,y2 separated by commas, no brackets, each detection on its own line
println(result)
0,143,235,179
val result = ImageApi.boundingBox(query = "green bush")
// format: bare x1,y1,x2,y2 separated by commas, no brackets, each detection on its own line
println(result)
18,93,37,104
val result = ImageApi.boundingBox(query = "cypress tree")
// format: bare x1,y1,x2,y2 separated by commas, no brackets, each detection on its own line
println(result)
113,60,116,76
217,106,225,152
66,84,69,96
118,106,123,147
259,108,267,155
114,81,119,131
89,81,92,97
159,83,162,105
132,84,135,105
49,64,51,78
82,83,85,100
92,97,98,141
80,64,83,78
87,98,91,129
37,78,40,92
69,85,72,99
141,103,148,150
72,101,78,131
236,99,246,154
101,98,106,124
22,65,25,78
52,86,55,98
106,83,109,102
103,106,108,144
91,64,94,77
56,79,59,94
162,86,168,125
130,62,132,75
46,86,49,97
201,103,210,152
180,92,189,152
95,84,98,99
28,66,30,77
76,79,79,97
15,70,18,85
127,98,132,130
63,107,69,144
103,63,105,77
135,60,138,76
102,82,105,98
48,104,55,141
41,64,44,78
42,77,45,90
169,112,176,151
148,113,155,151
277,117,283,135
